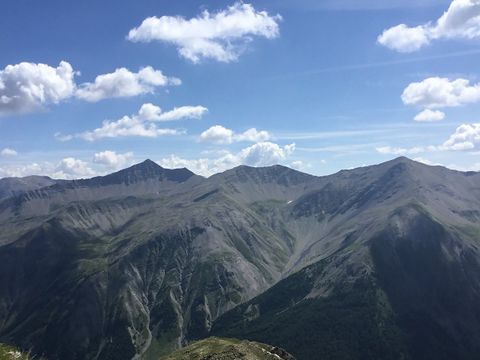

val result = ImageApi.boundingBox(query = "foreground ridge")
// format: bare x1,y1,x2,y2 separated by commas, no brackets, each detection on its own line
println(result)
159,337,295,360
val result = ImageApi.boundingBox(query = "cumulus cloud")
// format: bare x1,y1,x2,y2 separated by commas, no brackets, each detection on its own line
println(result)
158,141,295,176
0,163,46,178
376,123,480,155
199,125,234,144
414,109,446,122
378,0,480,52
59,103,206,141
93,150,134,169
0,157,98,179
0,61,76,115
402,77,480,109
53,157,96,178
199,125,270,144
442,123,480,150
401,77,480,120
127,2,281,63
240,142,295,166
377,24,429,53
0,61,181,115
289,160,313,172
235,127,271,142
75,67,181,102
0,153,139,179
1,148,18,157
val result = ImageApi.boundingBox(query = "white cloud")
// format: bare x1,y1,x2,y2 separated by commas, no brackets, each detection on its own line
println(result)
433,0,480,39
1,148,18,157
402,77,480,109
447,162,480,171
376,123,480,154
376,146,426,155
0,157,98,179
0,62,181,115
240,142,295,166
75,67,180,102
59,103,206,141
378,0,480,52
413,157,480,172
0,61,76,115
53,157,96,179
75,116,181,141
377,24,430,53
93,151,134,169
199,125,271,144
413,157,438,166
158,106,208,121
158,141,295,176
414,109,446,122
200,125,235,144
158,155,231,177
290,160,313,172
442,123,480,150
0,163,46,178
234,127,271,142
137,103,208,121
137,102,163,121
127,2,281,63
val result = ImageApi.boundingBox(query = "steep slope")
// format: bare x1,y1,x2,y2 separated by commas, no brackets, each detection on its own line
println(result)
0,160,199,246
0,161,301,360
1,157,480,360
213,160,480,359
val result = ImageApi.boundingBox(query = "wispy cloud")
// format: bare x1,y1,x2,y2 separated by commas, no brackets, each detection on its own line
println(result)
57,103,206,142
269,49,480,80
265,0,450,11
274,129,388,141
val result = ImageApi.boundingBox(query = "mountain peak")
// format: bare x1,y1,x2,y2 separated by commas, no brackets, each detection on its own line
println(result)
61,159,195,187
138,158,160,167
217,163,315,187
102,160,195,185
127,159,164,173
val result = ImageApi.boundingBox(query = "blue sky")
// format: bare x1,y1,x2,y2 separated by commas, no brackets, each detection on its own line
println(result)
1,0,480,178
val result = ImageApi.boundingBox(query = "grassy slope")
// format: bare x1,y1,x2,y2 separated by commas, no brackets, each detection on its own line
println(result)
158,337,294,360
0,344,31,360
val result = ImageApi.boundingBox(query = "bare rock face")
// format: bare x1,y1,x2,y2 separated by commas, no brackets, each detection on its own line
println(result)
0,157,480,360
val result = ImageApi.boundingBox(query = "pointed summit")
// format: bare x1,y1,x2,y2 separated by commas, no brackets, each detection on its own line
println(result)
102,159,195,185
63,159,196,187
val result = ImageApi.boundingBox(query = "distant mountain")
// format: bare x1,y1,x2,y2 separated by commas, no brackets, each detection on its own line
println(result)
63,159,196,187
0,176,57,201
0,157,479,360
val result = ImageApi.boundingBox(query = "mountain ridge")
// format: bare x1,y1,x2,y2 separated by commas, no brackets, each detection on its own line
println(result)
0,156,479,360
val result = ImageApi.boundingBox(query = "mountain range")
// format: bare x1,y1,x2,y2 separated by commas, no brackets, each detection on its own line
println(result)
0,157,479,359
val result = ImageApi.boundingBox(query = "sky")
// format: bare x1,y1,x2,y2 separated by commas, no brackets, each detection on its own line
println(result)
1,0,480,178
